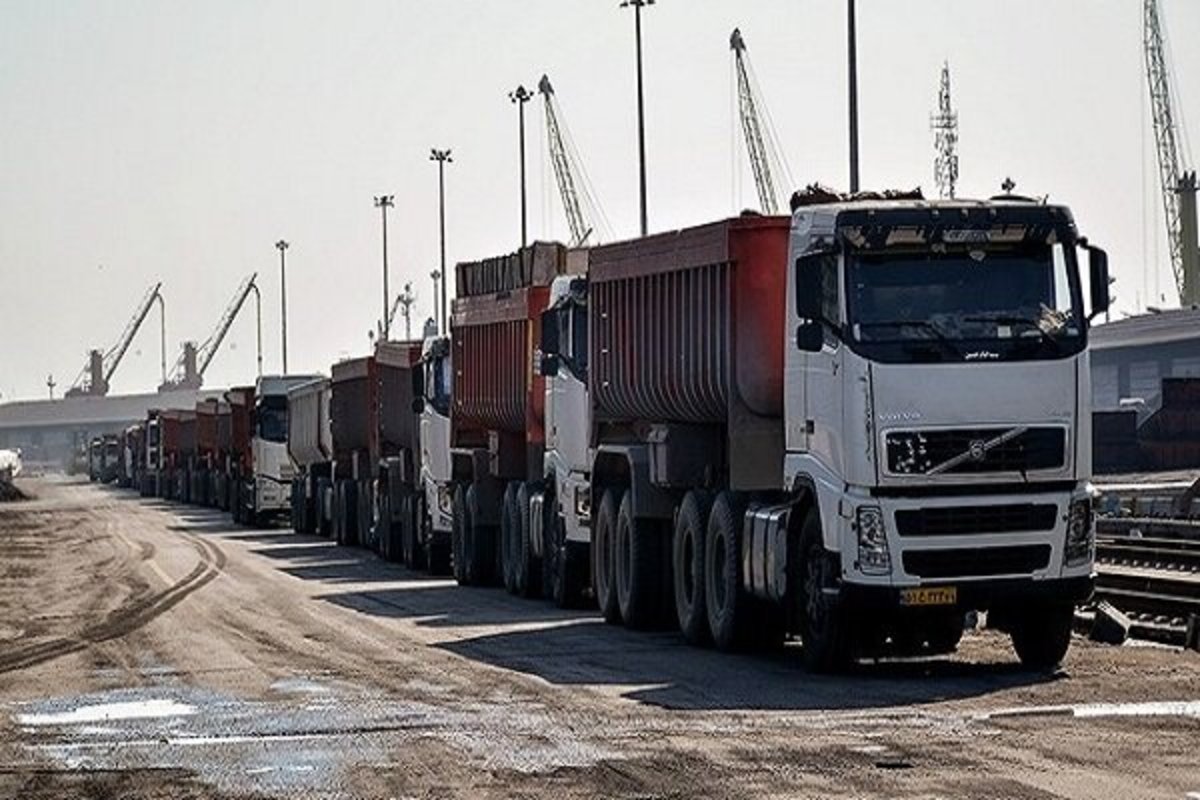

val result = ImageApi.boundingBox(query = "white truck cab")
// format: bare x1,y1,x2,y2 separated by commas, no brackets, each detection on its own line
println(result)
417,336,454,562
777,197,1109,669
247,374,322,524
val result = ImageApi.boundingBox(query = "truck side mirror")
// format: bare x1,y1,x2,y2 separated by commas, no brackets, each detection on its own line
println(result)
795,256,825,322
796,321,824,353
1087,245,1111,320
411,396,425,414
538,351,560,377
540,310,559,356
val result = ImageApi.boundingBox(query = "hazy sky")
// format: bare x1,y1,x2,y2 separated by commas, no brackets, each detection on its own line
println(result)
2,0,1198,401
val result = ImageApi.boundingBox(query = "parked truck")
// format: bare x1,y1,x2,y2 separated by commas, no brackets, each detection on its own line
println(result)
193,398,225,507
288,377,332,536
141,410,162,497
531,197,1109,672
233,375,319,526
371,339,427,565
445,242,577,590
410,335,455,574
118,423,146,490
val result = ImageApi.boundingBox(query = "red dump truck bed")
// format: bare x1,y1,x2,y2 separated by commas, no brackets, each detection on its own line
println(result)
159,409,198,465
331,356,377,475
588,215,790,488
227,386,255,469
195,399,221,458
374,340,423,467
451,242,570,479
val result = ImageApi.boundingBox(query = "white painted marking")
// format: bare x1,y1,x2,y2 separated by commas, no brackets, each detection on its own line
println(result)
16,699,196,726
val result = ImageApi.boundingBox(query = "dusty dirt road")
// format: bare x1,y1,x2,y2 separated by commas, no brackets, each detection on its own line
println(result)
0,477,1198,799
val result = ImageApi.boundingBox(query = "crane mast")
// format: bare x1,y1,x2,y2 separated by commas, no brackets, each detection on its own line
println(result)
538,75,611,246
731,28,792,215
1144,0,1198,305
931,62,960,200
67,282,164,397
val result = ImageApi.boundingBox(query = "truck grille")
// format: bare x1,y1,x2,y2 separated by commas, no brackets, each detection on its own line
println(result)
885,427,1066,476
894,503,1058,537
902,544,1051,578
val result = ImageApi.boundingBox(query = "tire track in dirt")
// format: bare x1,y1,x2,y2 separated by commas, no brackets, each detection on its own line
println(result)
0,532,226,675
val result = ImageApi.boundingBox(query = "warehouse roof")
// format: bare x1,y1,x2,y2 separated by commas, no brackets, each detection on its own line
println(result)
0,390,223,430
1090,307,1200,352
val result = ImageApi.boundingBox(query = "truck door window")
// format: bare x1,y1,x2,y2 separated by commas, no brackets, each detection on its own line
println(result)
256,397,288,442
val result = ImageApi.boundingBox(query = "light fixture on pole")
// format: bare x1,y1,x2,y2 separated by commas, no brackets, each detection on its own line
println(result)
620,0,653,236
373,195,395,340
509,86,533,248
275,240,289,373
430,148,452,332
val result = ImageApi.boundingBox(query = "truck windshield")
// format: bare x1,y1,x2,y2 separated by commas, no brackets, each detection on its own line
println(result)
425,356,451,417
256,397,288,443
846,244,1083,363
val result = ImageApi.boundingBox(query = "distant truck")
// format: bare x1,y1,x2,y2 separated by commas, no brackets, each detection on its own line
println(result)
232,375,320,526
409,335,455,574
539,198,1110,671
288,377,333,536
443,243,576,590
118,423,145,490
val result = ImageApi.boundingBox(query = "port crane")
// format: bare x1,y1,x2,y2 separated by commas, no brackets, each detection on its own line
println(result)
159,274,261,392
730,28,793,214
66,282,165,398
538,75,613,246
1144,0,1199,306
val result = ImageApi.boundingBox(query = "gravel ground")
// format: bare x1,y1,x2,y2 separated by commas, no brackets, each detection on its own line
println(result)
0,476,1198,799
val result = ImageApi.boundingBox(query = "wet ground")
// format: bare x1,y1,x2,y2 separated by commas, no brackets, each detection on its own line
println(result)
0,477,1198,799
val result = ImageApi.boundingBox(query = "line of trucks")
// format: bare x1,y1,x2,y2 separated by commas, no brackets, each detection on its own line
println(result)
104,192,1113,672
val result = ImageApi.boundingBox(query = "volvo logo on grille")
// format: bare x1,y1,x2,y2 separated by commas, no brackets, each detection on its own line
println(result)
967,440,988,462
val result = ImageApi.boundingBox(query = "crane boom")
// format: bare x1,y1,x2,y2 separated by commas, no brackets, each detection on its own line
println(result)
731,28,793,215
538,75,612,246
1144,0,1196,304
197,274,258,376
105,282,163,383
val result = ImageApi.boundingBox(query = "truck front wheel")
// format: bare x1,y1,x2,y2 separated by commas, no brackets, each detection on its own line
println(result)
452,485,468,584
501,483,520,594
463,483,495,586
1010,605,1074,672
799,507,851,673
673,490,712,646
592,489,621,624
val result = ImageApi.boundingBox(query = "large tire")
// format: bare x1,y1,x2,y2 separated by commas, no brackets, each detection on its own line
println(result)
1010,605,1073,672
463,483,496,586
615,489,666,630
514,483,539,598
337,480,359,547
705,492,753,651
404,490,427,571
799,506,852,673
592,489,621,624
379,488,395,562
452,484,469,584
501,483,520,594
547,504,587,609
316,478,333,538
673,490,713,646
359,482,374,552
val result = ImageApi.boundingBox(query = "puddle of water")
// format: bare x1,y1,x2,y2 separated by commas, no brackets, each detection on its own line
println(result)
17,699,195,726
984,699,1200,721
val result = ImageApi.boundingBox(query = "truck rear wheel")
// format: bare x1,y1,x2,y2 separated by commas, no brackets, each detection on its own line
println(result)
515,483,539,598
463,483,496,586
705,491,752,651
403,491,427,571
379,488,395,561
501,483,520,594
452,484,468,584
799,507,851,673
593,489,621,624
673,490,712,646
546,506,586,609
615,489,665,630
1010,605,1074,672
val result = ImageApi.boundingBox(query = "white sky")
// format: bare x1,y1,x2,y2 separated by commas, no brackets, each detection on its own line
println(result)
1,0,1198,401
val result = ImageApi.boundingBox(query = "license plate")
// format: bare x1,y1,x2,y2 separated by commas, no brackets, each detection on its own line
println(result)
900,586,958,607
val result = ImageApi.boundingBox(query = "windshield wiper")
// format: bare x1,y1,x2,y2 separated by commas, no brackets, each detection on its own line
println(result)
856,320,962,357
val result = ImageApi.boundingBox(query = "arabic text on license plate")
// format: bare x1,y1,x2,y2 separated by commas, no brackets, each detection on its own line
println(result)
900,586,958,606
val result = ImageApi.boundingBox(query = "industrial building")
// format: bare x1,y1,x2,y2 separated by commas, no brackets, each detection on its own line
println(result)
1090,307,1200,411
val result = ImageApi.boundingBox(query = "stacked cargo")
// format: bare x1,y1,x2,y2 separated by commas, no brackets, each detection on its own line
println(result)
1093,411,1140,474
1138,378,1200,470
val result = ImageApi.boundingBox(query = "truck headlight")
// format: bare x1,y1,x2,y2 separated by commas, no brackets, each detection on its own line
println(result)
856,506,891,575
1065,499,1094,567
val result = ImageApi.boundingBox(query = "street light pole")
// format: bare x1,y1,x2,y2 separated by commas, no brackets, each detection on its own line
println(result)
847,0,860,193
621,0,653,236
509,87,533,248
430,269,442,333
275,240,289,373
430,148,452,332
373,195,395,340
